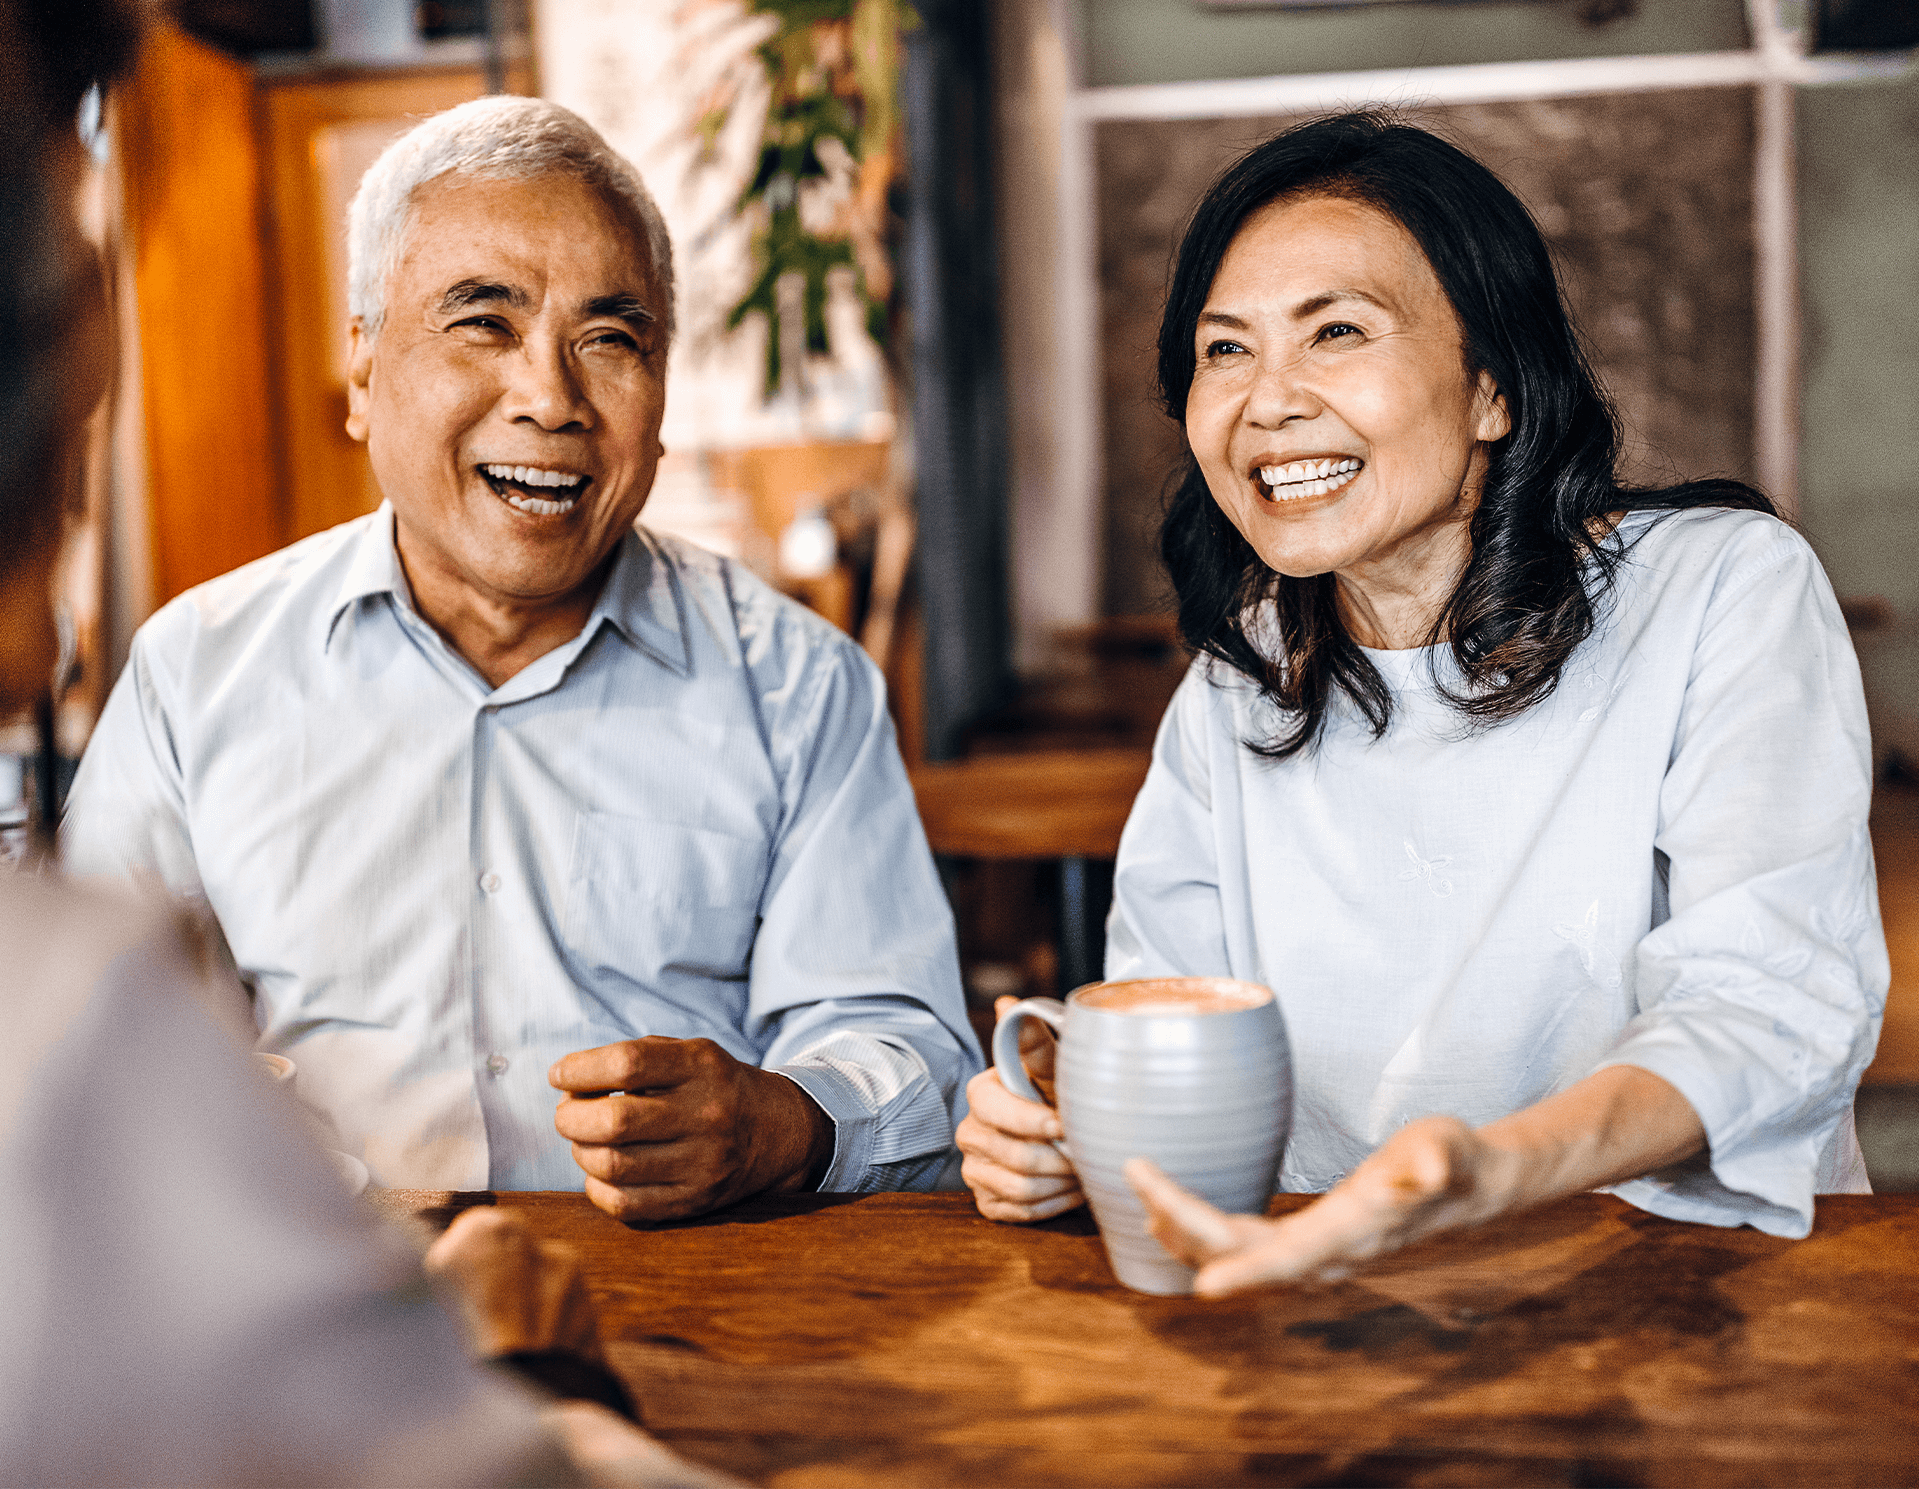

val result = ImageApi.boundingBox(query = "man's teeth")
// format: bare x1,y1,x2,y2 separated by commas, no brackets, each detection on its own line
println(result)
504,492,576,515
482,463,584,489
1257,457,1362,500
480,463,584,515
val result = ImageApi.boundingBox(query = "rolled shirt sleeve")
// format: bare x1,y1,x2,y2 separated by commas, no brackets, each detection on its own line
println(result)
1598,527,1885,1236
746,628,981,1192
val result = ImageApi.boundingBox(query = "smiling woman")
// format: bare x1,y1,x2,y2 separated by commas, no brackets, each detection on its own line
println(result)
1182,192,1511,654
958,111,1887,1294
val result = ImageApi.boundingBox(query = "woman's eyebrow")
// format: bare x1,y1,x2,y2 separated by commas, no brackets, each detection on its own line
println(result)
1197,310,1251,330
437,279,528,314
1292,287,1389,317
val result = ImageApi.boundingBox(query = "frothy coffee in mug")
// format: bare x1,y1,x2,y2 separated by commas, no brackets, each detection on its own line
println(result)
1077,979,1270,1018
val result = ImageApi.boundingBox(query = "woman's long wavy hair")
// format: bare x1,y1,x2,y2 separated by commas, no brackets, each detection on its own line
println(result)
1158,111,1774,759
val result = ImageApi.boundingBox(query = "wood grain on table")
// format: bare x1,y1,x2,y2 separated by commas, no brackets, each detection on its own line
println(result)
374,1189,1919,1488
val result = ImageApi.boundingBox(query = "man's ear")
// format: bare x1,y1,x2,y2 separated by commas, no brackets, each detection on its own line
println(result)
344,319,373,443
1474,369,1511,444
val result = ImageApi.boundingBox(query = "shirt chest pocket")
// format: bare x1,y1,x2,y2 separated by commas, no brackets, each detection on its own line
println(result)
563,812,768,986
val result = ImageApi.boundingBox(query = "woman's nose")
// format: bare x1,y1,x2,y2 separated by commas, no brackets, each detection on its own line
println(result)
1242,352,1319,430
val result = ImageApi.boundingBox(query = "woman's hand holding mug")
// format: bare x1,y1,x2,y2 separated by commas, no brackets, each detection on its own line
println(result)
956,996,1086,1223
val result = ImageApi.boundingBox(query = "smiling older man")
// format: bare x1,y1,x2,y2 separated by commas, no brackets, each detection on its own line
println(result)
63,96,979,1219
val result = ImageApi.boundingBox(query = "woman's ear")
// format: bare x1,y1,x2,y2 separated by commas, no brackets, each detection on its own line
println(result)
1475,370,1511,443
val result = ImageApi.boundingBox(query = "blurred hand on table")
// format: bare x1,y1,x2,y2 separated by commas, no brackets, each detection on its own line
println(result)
423,1207,604,1360
956,996,1085,1223
550,1037,834,1224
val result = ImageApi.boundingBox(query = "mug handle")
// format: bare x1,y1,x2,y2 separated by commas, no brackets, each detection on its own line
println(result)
992,996,1067,1106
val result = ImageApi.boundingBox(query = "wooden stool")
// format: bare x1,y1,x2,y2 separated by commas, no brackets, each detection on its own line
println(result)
908,747,1152,993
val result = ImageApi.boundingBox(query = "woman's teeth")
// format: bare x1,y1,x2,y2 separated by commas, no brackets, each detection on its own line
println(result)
480,463,584,515
1257,457,1361,501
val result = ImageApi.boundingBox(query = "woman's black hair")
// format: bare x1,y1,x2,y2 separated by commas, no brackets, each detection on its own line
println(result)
1157,110,1774,758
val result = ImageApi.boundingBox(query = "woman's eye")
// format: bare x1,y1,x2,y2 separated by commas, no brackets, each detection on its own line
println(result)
1316,322,1361,344
1201,338,1247,359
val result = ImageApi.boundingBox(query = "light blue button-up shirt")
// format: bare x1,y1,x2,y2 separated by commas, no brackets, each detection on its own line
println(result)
63,507,980,1191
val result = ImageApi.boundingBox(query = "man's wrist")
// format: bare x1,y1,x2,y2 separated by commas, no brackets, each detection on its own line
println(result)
756,1068,836,1194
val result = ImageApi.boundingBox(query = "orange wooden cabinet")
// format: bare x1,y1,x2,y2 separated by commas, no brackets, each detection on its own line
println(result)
116,24,285,603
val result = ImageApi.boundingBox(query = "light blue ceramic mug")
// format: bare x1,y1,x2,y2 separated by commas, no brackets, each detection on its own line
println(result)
993,976,1292,1294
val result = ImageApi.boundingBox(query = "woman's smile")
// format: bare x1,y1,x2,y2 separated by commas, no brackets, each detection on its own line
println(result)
1252,454,1364,503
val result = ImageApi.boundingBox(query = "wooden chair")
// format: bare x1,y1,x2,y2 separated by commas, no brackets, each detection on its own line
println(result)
908,747,1151,993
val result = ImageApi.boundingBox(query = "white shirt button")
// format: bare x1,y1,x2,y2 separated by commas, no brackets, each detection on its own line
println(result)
479,872,502,894
486,1053,509,1075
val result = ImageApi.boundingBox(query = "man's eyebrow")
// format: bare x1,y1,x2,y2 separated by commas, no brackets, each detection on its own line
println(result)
583,293,657,328
437,279,528,314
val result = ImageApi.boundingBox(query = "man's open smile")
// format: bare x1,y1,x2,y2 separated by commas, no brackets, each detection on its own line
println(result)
478,462,588,516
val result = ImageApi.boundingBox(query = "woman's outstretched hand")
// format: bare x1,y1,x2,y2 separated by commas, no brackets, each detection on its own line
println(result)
1127,1065,1706,1295
1126,1116,1508,1294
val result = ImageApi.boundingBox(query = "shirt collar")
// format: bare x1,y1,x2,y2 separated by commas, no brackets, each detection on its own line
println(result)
589,525,690,677
322,504,410,651
321,504,691,678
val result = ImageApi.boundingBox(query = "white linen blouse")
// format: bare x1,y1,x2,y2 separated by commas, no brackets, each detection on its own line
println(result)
1107,507,1886,1237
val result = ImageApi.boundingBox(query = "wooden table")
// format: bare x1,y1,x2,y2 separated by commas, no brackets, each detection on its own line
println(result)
908,748,1152,991
379,1188,1919,1487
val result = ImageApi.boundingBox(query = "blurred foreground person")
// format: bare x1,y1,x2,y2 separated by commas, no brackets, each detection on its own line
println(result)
0,7,724,1485
63,94,977,1218
963,113,1884,1291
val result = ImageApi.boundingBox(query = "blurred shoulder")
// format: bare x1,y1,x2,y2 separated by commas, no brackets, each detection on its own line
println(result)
133,515,378,662
0,873,185,1087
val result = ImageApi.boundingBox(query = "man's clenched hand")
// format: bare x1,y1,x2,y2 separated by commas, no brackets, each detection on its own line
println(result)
550,1037,834,1224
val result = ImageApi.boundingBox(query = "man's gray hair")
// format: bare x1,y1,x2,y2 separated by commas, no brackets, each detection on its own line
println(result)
347,95,674,342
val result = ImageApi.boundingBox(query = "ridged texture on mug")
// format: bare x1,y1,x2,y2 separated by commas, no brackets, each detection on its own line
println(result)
1059,1000,1291,1294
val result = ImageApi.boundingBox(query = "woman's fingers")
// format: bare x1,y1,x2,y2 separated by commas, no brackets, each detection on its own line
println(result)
1181,1120,1494,1295
1124,1158,1246,1264
957,1065,1083,1224
962,1151,1083,1211
964,1067,1063,1141
961,1146,1084,1222
957,1098,1084,1223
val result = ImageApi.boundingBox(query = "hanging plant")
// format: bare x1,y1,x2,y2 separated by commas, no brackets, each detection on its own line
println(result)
700,0,915,399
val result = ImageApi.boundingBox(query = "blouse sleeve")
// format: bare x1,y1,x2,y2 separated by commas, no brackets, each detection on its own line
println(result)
1598,522,1887,1237
1106,661,1237,982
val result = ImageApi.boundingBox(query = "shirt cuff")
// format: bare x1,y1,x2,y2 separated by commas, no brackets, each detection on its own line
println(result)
1594,1050,1819,1238
770,1063,875,1193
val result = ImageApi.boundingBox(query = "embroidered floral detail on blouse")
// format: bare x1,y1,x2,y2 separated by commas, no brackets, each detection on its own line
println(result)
1553,899,1623,988
1578,665,1632,724
1397,840,1454,898
1738,917,1814,981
